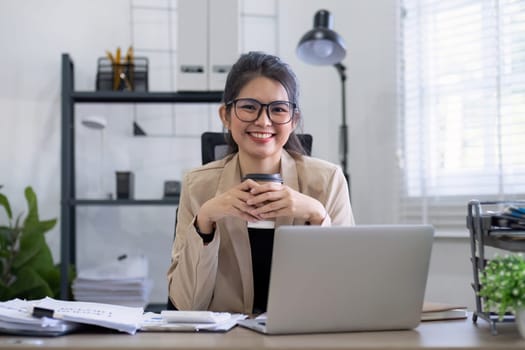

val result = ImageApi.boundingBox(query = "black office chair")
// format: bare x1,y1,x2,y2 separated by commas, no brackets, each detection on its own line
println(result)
201,131,313,165
201,132,231,165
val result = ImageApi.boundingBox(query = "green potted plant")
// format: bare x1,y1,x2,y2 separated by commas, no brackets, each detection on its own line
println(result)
0,186,74,300
478,254,525,336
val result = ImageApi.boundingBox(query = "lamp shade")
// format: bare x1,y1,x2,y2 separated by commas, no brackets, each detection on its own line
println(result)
296,9,346,65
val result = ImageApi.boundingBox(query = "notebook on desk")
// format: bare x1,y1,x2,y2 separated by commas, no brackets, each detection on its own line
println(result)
237,224,434,335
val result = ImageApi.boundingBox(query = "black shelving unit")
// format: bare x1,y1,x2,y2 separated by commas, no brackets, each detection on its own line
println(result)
467,199,525,335
60,53,223,299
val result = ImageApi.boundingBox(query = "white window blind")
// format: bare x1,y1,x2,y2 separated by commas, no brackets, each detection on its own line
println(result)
400,0,525,232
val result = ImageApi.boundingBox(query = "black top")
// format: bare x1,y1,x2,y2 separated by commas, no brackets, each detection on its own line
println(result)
168,226,275,313
247,227,275,314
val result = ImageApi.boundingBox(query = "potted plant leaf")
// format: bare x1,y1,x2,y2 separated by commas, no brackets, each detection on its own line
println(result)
478,254,525,337
0,186,74,300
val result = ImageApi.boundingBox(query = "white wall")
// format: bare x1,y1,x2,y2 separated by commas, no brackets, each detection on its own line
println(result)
0,0,476,309
278,0,475,309
0,0,133,258
278,0,400,224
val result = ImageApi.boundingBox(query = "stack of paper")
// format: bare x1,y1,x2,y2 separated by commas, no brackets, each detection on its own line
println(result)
72,255,153,308
0,298,80,336
34,297,144,334
1,298,246,336
0,297,143,335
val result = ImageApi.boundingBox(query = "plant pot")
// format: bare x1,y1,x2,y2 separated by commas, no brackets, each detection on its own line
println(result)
516,308,525,338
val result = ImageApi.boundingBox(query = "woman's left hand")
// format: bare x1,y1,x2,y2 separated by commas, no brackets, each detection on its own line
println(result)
246,182,327,225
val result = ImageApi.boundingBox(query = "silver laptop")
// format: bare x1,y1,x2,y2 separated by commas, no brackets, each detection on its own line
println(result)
237,225,434,334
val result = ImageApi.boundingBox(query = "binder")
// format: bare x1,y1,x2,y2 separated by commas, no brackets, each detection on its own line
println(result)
177,0,208,91
177,0,240,91
208,0,239,90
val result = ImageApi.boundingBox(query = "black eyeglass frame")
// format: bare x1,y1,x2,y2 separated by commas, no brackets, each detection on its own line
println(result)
226,98,298,125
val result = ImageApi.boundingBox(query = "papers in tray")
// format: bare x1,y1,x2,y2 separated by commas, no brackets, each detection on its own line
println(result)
0,297,144,336
421,302,467,321
140,311,247,332
487,206,525,233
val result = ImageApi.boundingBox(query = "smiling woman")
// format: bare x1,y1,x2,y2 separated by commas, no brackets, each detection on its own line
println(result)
221,76,296,163
219,52,307,163
167,52,354,315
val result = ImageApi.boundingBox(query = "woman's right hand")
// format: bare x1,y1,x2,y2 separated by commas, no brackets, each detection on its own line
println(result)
196,179,261,233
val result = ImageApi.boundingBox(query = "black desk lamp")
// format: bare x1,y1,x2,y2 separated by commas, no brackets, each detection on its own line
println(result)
297,9,350,196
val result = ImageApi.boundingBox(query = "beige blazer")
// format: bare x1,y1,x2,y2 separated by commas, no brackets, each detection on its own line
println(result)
167,151,355,313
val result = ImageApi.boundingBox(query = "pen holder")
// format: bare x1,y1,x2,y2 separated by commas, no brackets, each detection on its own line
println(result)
96,57,148,92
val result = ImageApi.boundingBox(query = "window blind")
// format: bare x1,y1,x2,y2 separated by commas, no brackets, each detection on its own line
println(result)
400,0,525,233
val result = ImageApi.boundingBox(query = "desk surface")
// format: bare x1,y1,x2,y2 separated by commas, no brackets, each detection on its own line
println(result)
0,318,523,350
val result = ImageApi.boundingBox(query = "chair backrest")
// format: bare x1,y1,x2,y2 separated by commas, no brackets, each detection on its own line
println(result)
201,132,313,165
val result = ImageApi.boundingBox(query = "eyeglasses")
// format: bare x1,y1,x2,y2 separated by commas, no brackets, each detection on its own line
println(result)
226,98,296,125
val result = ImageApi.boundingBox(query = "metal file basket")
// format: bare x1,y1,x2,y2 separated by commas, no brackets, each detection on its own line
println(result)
96,57,148,92
467,199,525,335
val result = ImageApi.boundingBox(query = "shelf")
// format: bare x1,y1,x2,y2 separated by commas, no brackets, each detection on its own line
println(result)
60,53,221,302
70,90,223,103
72,198,179,206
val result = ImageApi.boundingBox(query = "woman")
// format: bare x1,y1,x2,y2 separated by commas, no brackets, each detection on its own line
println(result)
167,52,354,314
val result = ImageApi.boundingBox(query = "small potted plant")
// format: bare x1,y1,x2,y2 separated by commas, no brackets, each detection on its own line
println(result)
0,186,74,300
478,254,525,336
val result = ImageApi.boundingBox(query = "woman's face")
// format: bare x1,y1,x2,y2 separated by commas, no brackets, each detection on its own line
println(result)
220,76,296,162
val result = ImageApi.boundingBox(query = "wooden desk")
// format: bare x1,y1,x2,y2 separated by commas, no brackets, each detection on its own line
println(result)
0,318,523,350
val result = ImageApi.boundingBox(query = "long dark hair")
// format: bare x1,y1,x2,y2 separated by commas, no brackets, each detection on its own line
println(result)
221,52,307,157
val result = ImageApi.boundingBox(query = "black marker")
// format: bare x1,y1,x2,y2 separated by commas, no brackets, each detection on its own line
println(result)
32,307,63,319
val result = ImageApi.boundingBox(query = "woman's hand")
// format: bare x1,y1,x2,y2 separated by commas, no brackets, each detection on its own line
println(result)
246,182,327,225
196,180,263,232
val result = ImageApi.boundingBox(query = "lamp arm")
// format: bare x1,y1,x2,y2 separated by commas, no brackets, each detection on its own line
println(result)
334,62,347,83
333,63,350,195
334,63,347,130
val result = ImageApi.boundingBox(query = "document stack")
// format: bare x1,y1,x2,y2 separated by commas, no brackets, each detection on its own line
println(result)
0,297,144,335
72,255,153,308
0,298,80,336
